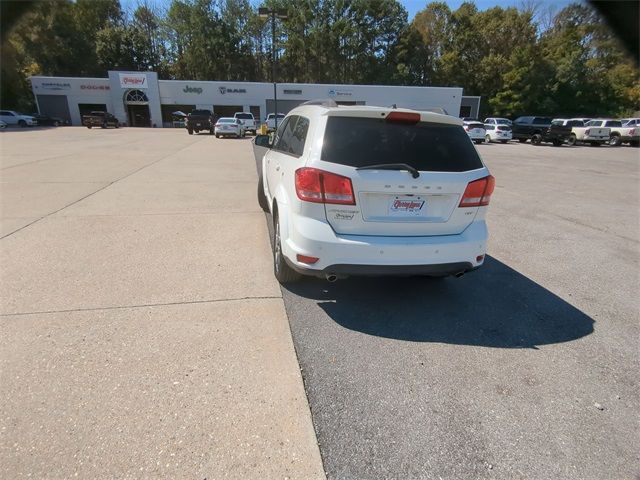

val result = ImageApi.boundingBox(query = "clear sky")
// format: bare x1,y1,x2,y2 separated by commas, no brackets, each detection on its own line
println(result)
120,0,582,20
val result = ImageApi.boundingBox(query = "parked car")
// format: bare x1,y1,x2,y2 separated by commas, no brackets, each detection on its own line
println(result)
254,102,494,284
31,113,65,126
584,119,626,146
484,124,512,143
0,110,37,127
484,117,512,126
463,121,486,144
266,113,285,132
512,116,552,142
0,120,6,129
82,111,119,129
617,118,639,146
186,109,214,135
565,119,609,146
527,120,574,146
234,112,257,135
214,117,246,138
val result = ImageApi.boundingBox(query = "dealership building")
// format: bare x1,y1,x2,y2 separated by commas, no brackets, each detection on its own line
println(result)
30,71,480,127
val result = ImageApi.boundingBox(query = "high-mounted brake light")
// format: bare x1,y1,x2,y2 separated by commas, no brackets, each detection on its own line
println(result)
459,175,495,207
386,112,420,124
295,168,355,205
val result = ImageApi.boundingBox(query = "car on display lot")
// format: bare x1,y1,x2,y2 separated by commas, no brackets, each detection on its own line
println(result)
214,117,246,138
234,112,257,135
0,110,37,127
484,124,512,143
463,121,486,144
31,113,65,126
484,117,512,126
186,109,214,135
82,111,119,129
266,113,285,132
512,116,552,143
585,119,626,146
528,120,573,146
254,101,494,284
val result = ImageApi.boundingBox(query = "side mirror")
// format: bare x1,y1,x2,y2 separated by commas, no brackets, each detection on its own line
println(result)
254,134,272,148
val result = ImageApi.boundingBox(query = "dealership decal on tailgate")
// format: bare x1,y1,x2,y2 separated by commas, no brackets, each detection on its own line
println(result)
389,196,426,216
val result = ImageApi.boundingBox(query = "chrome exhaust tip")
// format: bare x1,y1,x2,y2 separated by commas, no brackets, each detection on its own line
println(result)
325,274,338,283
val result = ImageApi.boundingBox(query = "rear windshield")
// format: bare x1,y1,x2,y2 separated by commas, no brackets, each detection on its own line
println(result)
496,125,511,131
496,119,511,124
321,117,483,173
190,110,211,116
218,118,235,123
467,123,485,129
235,113,253,119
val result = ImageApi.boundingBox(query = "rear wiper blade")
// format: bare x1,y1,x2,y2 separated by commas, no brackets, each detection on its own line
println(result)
356,163,420,178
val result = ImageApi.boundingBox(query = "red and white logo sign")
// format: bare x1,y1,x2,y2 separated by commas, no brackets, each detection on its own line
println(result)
118,73,148,89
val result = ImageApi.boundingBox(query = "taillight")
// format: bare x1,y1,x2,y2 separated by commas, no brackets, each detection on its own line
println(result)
459,175,495,207
630,129,636,135
295,168,355,205
585,129,590,136
386,111,420,124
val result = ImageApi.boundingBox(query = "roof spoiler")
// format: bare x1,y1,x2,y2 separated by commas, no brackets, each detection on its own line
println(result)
300,99,338,108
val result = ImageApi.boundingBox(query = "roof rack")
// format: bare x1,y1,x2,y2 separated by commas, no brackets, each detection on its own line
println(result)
300,99,338,108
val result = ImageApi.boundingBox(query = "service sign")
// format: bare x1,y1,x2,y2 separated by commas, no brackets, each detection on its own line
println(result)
119,73,148,89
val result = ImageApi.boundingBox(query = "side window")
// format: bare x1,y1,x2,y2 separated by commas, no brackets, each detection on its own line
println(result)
289,116,309,156
273,115,309,157
272,116,292,152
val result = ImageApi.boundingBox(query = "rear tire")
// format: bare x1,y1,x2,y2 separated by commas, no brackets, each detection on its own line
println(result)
53,121,60,127
215,134,220,138
485,134,491,143
273,211,301,284
188,129,193,135
567,134,577,146
257,175,269,212
609,134,621,146
531,133,542,145
87,125,92,129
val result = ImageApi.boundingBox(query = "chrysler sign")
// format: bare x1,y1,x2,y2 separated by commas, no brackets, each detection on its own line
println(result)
119,73,148,89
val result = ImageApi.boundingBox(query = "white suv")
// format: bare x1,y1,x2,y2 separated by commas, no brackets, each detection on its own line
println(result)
254,102,494,283
0,110,37,127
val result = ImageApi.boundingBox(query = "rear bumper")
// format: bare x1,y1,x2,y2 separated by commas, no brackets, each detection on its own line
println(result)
282,214,488,278
286,259,477,278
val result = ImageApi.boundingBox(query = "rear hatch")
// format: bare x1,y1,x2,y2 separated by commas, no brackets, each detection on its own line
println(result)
465,122,485,135
316,112,489,236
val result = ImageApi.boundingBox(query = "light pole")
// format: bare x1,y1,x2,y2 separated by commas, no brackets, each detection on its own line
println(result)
258,7,288,131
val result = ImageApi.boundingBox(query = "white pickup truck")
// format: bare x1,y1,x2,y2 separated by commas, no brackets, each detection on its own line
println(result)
554,118,609,146
591,119,638,146
234,112,257,135
266,113,285,132
618,118,640,147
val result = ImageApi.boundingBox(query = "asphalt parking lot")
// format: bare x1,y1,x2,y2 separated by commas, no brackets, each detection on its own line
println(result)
1,128,639,479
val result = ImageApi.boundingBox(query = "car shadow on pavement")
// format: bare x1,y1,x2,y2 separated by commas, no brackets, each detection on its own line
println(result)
283,256,594,349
